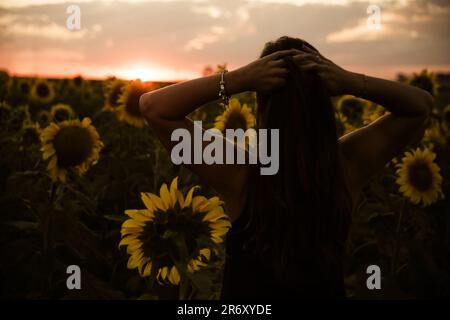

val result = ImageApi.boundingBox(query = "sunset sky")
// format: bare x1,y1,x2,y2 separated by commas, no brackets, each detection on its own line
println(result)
0,0,449,81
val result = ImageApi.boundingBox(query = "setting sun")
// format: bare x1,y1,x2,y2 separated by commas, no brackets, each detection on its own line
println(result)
116,64,199,82
118,64,156,81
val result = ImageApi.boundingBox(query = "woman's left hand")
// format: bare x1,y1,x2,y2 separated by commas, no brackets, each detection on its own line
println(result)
291,46,359,96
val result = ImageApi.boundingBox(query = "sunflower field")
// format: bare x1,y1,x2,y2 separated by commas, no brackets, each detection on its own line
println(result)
0,67,449,299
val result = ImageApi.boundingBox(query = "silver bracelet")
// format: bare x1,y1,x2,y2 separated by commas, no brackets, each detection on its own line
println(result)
218,70,229,107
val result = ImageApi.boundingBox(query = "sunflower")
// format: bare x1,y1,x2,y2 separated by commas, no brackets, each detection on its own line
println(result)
50,104,75,122
71,75,84,89
214,98,255,131
423,121,446,146
103,79,126,112
190,106,207,122
17,78,31,97
215,63,228,73
116,80,149,128
337,95,369,126
396,147,444,206
7,105,32,131
363,105,387,125
31,79,55,105
36,110,51,128
20,122,41,148
40,117,103,183
119,177,231,286
335,111,355,137
408,69,438,97
214,98,256,149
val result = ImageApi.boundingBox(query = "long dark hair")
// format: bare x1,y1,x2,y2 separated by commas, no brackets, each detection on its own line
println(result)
245,36,352,285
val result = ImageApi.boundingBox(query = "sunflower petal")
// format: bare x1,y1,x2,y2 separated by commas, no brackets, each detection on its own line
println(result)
176,190,185,208
209,219,231,230
169,177,178,208
199,248,211,261
159,183,171,210
143,261,152,277
168,266,180,285
199,196,223,212
125,209,153,222
148,192,166,211
183,185,199,208
118,235,138,247
192,196,207,212
81,117,92,127
203,206,226,222
122,219,145,229
127,250,144,269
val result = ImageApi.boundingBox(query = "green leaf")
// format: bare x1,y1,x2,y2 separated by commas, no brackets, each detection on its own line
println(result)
2,220,38,231
137,293,159,300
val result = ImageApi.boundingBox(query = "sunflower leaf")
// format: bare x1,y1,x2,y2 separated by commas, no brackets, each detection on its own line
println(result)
137,293,159,300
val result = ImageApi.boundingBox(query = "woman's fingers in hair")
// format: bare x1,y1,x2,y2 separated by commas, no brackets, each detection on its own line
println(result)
270,77,287,89
293,52,318,63
300,45,331,63
269,59,287,67
300,44,318,55
300,45,325,59
267,49,298,61
262,70,289,92
297,62,320,72
270,67,290,76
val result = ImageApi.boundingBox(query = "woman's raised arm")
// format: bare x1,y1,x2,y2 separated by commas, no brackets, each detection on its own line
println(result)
338,72,432,192
138,49,294,219
139,49,296,120
139,70,246,121
292,46,433,194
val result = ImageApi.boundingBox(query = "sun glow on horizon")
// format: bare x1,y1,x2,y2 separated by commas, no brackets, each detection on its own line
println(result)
116,63,199,82
120,67,155,81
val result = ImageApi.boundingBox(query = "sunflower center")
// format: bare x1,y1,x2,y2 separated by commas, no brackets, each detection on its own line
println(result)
53,126,93,167
37,112,50,127
139,208,210,266
408,161,433,192
54,109,71,122
36,83,50,98
225,112,248,130
341,100,363,122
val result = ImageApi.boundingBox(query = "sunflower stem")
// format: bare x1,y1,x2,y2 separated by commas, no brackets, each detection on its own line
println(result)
43,182,57,253
392,198,407,275
42,181,57,298
178,275,190,300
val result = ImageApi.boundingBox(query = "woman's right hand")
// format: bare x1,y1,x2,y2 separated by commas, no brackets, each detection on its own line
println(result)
290,46,357,96
236,49,297,94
